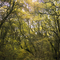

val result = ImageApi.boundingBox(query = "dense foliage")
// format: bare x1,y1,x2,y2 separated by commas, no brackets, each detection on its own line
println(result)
0,0,60,60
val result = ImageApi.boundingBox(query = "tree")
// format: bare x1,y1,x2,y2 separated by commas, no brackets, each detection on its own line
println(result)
0,0,60,60
0,0,16,28
37,0,60,60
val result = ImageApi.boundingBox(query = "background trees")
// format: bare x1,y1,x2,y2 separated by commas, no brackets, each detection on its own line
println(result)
0,0,60,60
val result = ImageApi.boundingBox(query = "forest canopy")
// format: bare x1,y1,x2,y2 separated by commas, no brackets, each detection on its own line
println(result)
0,0,60,60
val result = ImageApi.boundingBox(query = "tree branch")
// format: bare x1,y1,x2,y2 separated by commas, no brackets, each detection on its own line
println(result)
0,1,15,28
